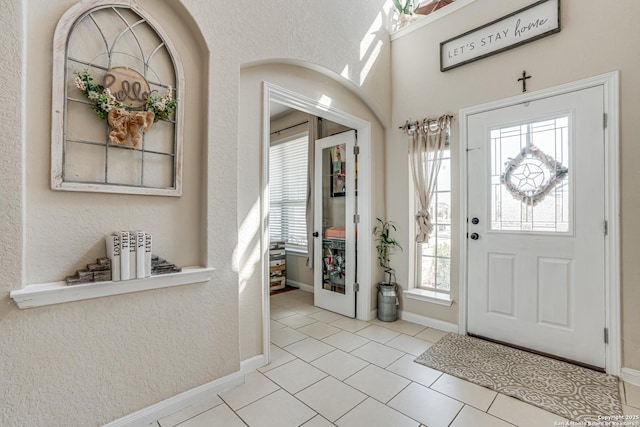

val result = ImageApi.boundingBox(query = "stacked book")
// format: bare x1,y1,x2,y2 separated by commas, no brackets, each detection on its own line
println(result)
65,232,183,286
105,231,153,281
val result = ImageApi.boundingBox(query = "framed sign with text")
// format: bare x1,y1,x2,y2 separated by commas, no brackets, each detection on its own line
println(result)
440,0,560,72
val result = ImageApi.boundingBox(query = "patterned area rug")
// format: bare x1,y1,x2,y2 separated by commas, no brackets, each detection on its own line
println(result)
414,333,621,422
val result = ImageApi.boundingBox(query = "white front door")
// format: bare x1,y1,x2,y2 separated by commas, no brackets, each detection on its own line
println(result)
467,86,606,368
314,131,357,317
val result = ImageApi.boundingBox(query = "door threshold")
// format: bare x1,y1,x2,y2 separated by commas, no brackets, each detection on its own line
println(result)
467,333,605,373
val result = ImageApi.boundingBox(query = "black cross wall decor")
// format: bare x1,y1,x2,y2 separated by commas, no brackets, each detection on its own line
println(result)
518,71,532,92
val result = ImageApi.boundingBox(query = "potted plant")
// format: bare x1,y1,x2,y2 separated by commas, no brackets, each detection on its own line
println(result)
392,0,420,30
373,218,402,321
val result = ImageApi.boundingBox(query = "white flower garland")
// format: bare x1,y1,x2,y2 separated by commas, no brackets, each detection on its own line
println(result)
501,145,568,206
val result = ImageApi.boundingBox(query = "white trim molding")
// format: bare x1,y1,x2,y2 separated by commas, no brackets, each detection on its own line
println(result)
621,368,640,388
105,353,267,427
103,369,244,427
240,354,268,373
404,288,453,307
10,267,214,309
458,71,621,376
398,309,458,332
286,279,314,294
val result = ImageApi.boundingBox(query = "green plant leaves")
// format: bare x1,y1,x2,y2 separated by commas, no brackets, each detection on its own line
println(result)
373,218,402,284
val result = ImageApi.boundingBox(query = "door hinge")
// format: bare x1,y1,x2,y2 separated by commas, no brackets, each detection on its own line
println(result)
604,220,608,236
603,113,608,129
353,145,360,155
604,328,609,344
354,282,359,292
353,214,360,223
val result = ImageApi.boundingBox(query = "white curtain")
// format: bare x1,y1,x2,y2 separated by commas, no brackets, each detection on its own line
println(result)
305,115,319,268
406,115,451,243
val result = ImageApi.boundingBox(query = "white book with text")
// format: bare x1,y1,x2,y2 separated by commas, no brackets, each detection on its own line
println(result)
105,234,121,282
119,231,131,280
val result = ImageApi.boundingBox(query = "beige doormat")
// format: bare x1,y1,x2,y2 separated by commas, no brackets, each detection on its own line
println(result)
414,333,621,423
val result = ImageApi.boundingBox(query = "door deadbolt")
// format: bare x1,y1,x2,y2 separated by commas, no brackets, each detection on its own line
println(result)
471,217,480,225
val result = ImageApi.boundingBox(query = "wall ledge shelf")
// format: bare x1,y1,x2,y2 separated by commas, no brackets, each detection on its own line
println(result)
9,267,215,309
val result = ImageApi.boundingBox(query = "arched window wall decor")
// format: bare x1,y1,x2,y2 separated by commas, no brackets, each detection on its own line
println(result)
51,1,184,196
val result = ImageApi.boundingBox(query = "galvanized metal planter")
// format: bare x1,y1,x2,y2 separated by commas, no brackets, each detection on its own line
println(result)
377,283,399,322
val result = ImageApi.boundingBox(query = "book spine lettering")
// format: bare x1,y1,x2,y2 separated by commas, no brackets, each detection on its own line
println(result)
129,231,137,280
106,234,121,282
120,231,130,280
145,233,152,278
136,231,145,278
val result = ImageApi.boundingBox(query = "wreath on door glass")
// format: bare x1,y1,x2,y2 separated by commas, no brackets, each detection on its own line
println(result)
501,145,568,206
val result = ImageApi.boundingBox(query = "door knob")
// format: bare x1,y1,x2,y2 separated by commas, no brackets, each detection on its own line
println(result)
471,217,480,225
470,233,479,240
313,232,319,237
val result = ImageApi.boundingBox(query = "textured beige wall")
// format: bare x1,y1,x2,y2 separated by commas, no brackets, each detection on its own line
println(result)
25,1,205,284
0,0,25,291
0,1,243,425
0,0,388,423
389,0,640,369
286,253,314,287
239,63,387,359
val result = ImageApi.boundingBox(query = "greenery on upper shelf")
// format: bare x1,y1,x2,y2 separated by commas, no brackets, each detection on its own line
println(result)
392,0,420,15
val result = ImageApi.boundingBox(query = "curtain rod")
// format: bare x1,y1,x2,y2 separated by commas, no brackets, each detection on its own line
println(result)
399,114,453,134
270,120,309,136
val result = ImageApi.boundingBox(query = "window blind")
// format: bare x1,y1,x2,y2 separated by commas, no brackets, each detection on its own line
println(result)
270,135,309,250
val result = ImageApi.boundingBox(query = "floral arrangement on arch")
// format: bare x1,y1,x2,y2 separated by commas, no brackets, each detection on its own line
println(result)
73,69,177,149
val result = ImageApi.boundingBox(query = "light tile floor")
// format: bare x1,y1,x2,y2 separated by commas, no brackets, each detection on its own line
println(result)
153,289,640,427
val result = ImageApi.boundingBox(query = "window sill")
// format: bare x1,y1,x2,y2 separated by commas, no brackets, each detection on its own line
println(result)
9,267,215,309
404,288,453,306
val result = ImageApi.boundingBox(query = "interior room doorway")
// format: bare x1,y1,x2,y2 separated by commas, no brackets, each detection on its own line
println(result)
262,82,373,360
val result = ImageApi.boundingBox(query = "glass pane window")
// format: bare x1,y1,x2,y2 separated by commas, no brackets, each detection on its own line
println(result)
270,135,308,251
490,116,570,233
417,149,451,293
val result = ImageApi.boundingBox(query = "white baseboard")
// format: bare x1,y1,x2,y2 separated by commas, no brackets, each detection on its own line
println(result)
398,309,459,333
241,354,267,373
103,370,244,427
621,367,640,387
369,309,458,332
104,355,267,427
286,279,313,293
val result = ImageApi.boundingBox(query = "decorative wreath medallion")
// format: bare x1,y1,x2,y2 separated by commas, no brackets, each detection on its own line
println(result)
501,145,568,206
74,68,177,149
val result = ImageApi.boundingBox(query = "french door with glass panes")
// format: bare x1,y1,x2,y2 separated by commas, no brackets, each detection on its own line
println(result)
466,86,606,368
313,131,357,318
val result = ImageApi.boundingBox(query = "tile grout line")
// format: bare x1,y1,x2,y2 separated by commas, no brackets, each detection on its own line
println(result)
219,380,281,413
221,400,250,427
446,403,466,427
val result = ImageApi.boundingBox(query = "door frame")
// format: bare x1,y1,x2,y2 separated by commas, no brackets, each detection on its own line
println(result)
458,72,620,375
262,82,373,360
